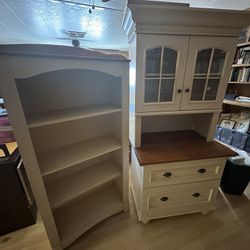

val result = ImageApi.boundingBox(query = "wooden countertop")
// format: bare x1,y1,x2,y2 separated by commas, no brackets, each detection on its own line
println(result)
135,130,237,166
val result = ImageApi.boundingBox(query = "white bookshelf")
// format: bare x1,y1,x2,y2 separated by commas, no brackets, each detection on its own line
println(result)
223,99,250,108
27,104,122,128
0,44,129,250
46,159,121,209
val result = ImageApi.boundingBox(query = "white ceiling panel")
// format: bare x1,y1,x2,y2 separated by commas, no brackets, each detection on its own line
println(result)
0,0,250,50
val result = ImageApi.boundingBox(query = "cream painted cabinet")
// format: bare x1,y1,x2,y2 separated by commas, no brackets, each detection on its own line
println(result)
123,0,249,223
136,34,236,112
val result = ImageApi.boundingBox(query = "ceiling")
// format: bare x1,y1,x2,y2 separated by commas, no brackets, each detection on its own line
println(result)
0,0,250,50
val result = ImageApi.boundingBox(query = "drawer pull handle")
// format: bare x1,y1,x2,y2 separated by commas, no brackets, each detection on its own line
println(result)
160,196,168,202
198,168,206,174
192,192,200,198
163,172,172,177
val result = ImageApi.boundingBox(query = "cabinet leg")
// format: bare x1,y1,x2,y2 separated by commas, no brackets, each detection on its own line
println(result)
141,219,150,224
202,211,210,215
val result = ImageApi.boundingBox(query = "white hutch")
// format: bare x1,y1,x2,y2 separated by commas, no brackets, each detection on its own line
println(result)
123,0,250,223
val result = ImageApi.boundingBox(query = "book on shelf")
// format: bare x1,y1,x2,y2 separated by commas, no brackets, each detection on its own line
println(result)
230,67,250,83
234,46,250,65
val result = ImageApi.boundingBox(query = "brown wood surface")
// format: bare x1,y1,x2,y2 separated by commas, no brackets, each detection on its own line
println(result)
135,131,237,165
141,130,206,146
0,44,129,62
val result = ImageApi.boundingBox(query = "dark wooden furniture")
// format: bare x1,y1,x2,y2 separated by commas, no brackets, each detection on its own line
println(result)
0,143,37,236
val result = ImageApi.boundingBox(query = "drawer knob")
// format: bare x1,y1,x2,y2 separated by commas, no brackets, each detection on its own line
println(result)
163,172,172,177
160,196,168,201
192,192,200,198
198,168,206,174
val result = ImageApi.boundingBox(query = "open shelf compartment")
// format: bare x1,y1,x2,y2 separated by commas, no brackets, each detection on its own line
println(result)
38,135,122,178
46,159,121,209
53,183,124,249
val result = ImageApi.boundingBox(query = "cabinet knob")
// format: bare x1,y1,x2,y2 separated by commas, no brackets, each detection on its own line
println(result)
185,88,190,93
177,89,182,93
192,192,200,198
160,196,168,201
163,172,172,177
198,168,206,174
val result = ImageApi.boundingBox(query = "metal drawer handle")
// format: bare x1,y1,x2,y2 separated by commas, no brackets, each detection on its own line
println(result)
163,172,172,177
160,196,168,202
192,192,200,198
198,168,206,174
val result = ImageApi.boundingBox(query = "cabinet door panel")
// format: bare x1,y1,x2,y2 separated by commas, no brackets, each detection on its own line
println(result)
136,34,189,112
181,36,237,110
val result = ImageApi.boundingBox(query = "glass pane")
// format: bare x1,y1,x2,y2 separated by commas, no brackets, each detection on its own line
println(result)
160,79,174,102
205,78,220,100
144,79,159,102
190,79,206,101
162,48,177,77
210,49,226,77
145,47,162,77
194,49,212,76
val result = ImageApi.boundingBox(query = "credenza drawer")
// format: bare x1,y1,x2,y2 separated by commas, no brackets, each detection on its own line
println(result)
143,158,226,188
142,180,219,219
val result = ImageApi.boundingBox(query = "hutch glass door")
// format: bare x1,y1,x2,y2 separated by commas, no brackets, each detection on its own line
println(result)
136,34,189,112
144,46,177,103
181,36,235,110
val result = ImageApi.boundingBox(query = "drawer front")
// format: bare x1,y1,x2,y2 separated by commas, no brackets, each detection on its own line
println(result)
142,180,219,219
144,158,226,188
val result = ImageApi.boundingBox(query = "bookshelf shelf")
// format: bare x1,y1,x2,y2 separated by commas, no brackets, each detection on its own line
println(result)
232,63,250,68
223,99,250,108
232,64,250,68
237,41,250,47
228,81,250,84
27,104,122,128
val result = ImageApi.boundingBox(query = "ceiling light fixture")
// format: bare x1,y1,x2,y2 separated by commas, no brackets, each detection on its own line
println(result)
48,0,123,11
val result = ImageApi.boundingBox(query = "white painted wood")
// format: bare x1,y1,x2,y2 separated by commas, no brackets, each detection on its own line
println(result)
135,34,189,112
0,48,129,249
54,184,124,249
0,125,13,132
143,180,218,213
181,36,237,110
144,158,226,188
38,135,122,178
46,159,121,210
0,57,62,250
131,149,227,222
27,105,122,128
142,181,218,221
223,99,250,108
125,0,250,38
135,109,222,116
